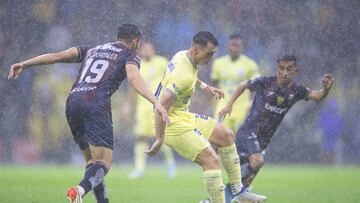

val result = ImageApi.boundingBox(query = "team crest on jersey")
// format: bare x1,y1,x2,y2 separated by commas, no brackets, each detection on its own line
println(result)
276,96,285,105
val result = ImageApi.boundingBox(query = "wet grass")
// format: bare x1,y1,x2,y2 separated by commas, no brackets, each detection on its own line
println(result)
0,164,359,203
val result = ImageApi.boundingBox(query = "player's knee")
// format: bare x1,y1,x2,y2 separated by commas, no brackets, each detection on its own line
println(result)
199,149,221,170
206,152,221,169
249,155,264,171
222,128,235,145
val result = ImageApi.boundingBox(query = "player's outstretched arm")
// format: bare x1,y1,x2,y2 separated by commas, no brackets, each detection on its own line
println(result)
121,86,137,121
308,74,334,101
196,79,224,100
126,64,170,125
218,80,247,120
8,47,79,80
145,90,176,156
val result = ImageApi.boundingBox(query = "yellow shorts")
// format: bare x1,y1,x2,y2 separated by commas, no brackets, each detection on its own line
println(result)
134,103,155,137
164,112,217,162
215,103,249,132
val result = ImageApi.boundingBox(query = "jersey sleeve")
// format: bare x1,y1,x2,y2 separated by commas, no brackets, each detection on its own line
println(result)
295,85,311,101
211,60,220,81
164,63,189,100
248,61,260,79
126,54,141,69
246,76,266,92
76,46,92,62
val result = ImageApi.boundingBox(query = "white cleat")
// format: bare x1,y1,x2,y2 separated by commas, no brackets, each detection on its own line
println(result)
128,170,144,179
235,191,267,203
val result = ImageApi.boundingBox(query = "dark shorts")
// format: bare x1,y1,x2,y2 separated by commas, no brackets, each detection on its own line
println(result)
235,127,263,164
65,93,113,150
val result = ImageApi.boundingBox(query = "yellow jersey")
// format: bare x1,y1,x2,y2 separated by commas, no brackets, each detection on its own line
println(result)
136,55,168,111
211,54,259,126
156,51,199,130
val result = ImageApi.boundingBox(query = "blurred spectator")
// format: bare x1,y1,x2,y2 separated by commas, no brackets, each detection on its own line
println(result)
318,97,344,164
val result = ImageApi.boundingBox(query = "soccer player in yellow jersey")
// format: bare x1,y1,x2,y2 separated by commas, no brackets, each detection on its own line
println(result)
145,32,246,203
124,42,176,178
211,34,259,132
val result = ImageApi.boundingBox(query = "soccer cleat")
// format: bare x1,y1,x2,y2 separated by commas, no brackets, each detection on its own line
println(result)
66,187,83,203
167,163,176,178
230,186,267,203
128,170,144,179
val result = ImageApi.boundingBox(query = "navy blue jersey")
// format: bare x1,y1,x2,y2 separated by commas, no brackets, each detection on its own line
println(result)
241,76,310,148
71,42,140,98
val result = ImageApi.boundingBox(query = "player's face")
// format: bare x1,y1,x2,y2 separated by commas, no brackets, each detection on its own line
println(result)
195,42,218,65
139,43,155,60
228,39,243,58
277,60,297,85
130,38,141,51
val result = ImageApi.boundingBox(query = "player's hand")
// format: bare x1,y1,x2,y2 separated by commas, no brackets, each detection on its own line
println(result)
154,102,170,126
218,105,232,120
8,62,26,80
145,138,163,156
322,74,334,91
205,86,224,100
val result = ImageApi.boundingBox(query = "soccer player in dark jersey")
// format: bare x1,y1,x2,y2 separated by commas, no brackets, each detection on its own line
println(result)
214,55,334,202
8,24,169,203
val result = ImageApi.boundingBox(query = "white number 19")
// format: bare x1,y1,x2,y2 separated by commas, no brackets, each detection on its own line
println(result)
78,59,109,84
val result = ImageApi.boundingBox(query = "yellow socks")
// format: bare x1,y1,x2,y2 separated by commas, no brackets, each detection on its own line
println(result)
203,170,225,203
218,143,243,194
134,142,148,172
161,144,175,165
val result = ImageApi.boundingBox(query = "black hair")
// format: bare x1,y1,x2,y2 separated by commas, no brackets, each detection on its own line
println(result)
229,33,243,40
277,55,297,66
117,24,141,40
193,31,218,47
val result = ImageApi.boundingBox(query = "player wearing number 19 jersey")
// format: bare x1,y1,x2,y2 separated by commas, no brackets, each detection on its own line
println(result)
8,24,169,203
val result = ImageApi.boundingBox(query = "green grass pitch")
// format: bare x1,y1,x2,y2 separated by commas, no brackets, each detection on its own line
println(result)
0,165,359,203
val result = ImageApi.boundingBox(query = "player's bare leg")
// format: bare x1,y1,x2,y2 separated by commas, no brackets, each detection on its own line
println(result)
209,123,245,202
242,153,264,187
196,147,226,203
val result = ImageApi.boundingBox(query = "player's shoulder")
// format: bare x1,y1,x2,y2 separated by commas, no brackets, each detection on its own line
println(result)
153,55,168,62
291,80,308,90
240,54,258,66
213,55,229,64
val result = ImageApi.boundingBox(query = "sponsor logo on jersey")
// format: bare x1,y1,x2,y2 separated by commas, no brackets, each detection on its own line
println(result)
194,128,202,136
168,63,175,72
195,114,209,120
265,102,287,114
276,96,285,105
97,44,122,52
265,90,275,97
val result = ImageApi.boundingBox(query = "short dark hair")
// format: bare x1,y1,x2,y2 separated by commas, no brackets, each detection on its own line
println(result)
193,31,218,47
277,55,297,65
229,33,243,40
117,24,141,40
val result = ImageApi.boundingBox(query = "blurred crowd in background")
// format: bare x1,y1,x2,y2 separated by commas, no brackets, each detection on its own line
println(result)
0,0,359,165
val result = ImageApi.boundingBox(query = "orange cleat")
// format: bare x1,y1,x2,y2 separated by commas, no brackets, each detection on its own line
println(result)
66,187,83,203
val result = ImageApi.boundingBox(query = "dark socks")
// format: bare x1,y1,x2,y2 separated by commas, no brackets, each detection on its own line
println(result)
80,161,108,196
85,163,109,203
